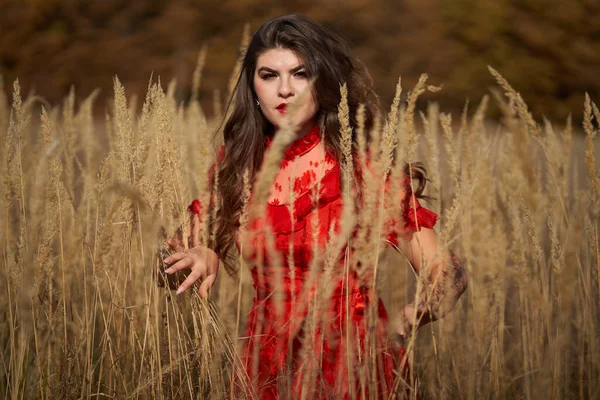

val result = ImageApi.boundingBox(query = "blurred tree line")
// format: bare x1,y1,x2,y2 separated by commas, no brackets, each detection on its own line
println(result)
1,0,599,122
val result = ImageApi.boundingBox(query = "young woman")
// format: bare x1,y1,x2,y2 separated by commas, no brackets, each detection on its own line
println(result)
162,14,468,399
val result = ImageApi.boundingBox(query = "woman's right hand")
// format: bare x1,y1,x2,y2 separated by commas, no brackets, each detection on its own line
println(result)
163,246,219,298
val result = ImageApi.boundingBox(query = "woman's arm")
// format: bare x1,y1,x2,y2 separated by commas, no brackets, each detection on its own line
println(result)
398,227,468,335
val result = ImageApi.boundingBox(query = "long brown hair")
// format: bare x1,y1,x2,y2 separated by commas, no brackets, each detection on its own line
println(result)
210,15,426,275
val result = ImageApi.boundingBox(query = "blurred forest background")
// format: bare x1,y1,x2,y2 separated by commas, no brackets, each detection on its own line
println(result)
1,0,599,121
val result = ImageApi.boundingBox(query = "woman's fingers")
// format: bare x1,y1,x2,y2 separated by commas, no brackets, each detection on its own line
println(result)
163,250,189,268
165,255,194,274
198,273,217,299
176,267,205,295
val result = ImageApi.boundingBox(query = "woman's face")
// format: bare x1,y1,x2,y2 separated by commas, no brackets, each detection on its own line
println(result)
253,48,318,136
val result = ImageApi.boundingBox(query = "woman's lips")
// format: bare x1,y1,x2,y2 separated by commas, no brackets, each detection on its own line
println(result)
276,103,287,114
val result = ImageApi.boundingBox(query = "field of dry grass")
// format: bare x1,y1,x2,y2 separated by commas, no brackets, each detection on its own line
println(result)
1,48,600,399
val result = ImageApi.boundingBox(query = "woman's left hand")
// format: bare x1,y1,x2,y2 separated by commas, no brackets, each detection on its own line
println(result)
163,245,219,299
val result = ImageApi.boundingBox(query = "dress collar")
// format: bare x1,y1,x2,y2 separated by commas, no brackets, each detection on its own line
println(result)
265,125,322,160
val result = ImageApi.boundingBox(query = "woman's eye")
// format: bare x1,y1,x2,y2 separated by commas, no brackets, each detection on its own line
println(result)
261,73,276,80
295,71,308,78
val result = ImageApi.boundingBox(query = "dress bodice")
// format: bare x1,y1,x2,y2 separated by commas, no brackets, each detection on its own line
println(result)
236,125,438,269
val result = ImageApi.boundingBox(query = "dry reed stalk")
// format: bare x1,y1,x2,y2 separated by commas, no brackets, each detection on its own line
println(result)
490,75,539,191
77,88,100,223
437,119,465,248
112,77,136,228
337,81,369,282
167,81,192,227
470,95,488,141
143,82,165,217
281,170,298,397
186,97,212,247
352,113,382,283
185,100,207,180
131,78,158,224
520,199,544,271
212,89,223,124
151,80,176,227
584,94,600,216
488,66,541,138
369,110,382,168
381,77,402,176
3,80,30,390
0,75,7,135
440,113,460,193
535,120,570,226
388,106,407,210
420,103,440,209
192,44,208,102
298,185,324,400
208,161,220,248
560,115,573,205
465,96,489,182
33,107,60,294
30,106,60,398
592,101,600,131
6,80,29,262
338,83,354,179
404,74,441,164
355,104,368,174
456,100,469,185
231,169,252,397
265,221,286,327
228,24,251,99
546,209,564,293
61,87,76,201
0,76,9,262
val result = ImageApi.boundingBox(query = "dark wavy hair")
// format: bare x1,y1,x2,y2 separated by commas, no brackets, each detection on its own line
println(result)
210,14,427,275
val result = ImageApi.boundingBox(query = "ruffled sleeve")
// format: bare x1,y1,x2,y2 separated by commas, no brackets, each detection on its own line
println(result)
402,196,438,231
385,172,438,246
188,199,203,215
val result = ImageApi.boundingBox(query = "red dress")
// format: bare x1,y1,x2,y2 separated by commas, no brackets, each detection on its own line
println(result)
189,126,438,399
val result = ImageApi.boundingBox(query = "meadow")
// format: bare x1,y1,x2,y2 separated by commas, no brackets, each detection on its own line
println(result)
1,42,599,399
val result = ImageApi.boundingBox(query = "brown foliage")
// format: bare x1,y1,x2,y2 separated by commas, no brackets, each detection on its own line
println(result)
1,0,599,121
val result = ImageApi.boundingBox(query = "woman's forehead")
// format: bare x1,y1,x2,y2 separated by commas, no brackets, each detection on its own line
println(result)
256,48,305,70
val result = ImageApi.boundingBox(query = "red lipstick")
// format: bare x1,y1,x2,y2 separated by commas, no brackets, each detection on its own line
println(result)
276,103,287,114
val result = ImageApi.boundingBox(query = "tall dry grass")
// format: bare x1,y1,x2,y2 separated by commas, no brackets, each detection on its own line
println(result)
0,50,599,399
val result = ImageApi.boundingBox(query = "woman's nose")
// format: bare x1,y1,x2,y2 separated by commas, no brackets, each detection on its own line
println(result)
278,77,294,98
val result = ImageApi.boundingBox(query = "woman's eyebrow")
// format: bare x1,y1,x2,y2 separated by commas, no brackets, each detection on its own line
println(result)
257,64,306,74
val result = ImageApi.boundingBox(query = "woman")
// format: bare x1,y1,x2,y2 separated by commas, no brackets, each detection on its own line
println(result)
162,15,468,399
